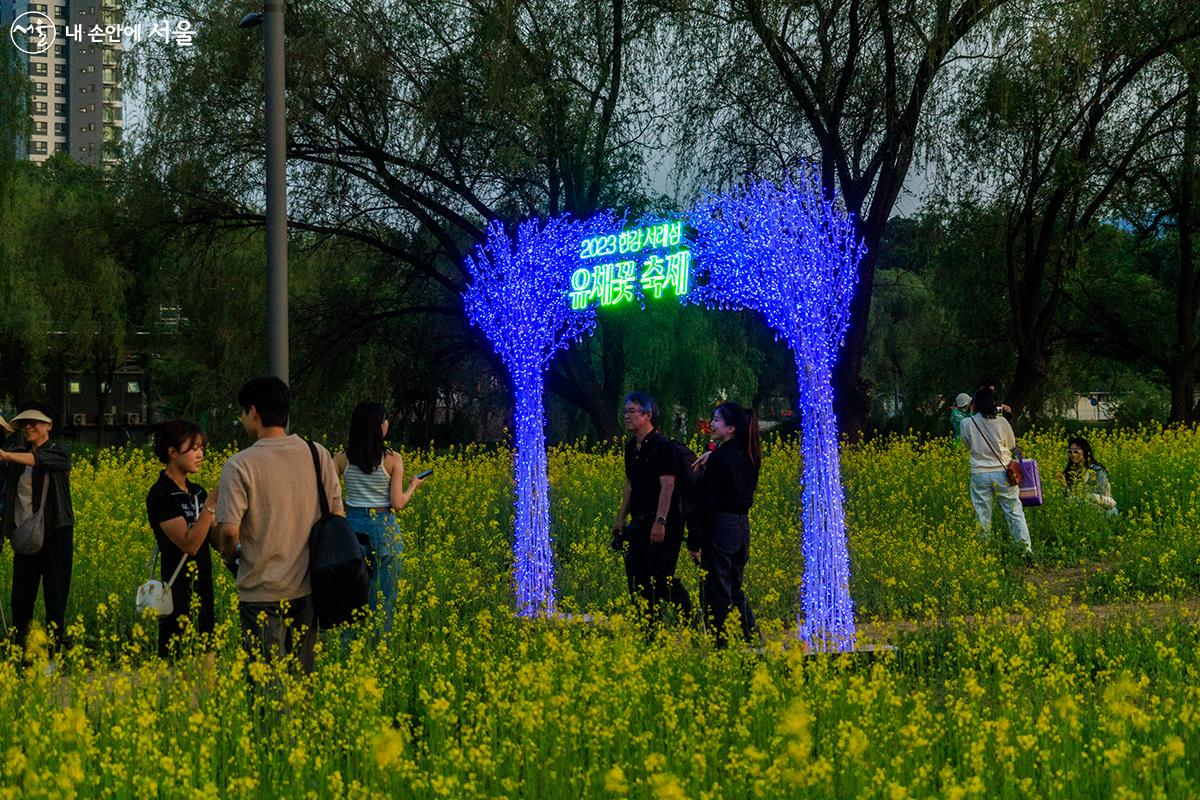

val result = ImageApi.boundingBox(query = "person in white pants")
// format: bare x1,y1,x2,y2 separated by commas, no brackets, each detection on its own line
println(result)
959,385,1032,554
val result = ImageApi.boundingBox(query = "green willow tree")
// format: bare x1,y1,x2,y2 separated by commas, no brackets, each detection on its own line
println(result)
128,0,691,438
676,0,1011,438
1095,44,1200,423
944,0,1200,416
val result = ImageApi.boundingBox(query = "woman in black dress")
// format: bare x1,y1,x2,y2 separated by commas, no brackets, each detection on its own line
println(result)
145,420,218,658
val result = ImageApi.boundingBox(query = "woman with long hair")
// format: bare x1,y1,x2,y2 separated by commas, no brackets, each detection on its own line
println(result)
333,402,426,625
145,419,218,658
959,385,1033,556
689,401,760,646
1062,436,1117,513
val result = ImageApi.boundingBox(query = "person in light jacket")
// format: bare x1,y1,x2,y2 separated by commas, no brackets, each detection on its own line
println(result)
959,386,1032,556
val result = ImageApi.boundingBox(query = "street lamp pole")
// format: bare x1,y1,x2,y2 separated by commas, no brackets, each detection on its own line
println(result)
240,5,288,384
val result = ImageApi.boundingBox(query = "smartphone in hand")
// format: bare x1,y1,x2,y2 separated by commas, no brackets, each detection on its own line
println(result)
415,468,433,479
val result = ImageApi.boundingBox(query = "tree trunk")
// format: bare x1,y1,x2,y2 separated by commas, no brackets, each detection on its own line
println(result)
547,327,624,440
1005,342,1049,420
1169,366,1196,423
511,367,556,615
832,214,888,441
795,348,856,652
1172,63,1200,424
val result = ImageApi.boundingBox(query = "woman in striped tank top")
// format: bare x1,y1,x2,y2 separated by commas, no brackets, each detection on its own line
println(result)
333,402,426,626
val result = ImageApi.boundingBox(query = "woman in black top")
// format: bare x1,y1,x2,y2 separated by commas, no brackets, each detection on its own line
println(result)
145,420,219,658
689,402,760,646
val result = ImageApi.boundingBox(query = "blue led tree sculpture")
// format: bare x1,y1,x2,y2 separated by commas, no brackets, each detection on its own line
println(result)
463,214,615,616
688,173,865,651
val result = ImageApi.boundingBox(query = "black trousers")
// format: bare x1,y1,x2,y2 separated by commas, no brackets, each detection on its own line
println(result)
159,581,215,659
239,594,317,675
623,520,692,621
11,525,73,646
701,513,756,647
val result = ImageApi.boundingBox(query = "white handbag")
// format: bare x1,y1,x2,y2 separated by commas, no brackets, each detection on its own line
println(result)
136,549,188,617
136,497,196,617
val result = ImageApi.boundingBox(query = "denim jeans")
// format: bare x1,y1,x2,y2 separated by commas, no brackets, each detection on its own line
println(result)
346,507,401,626
969,470,1032,552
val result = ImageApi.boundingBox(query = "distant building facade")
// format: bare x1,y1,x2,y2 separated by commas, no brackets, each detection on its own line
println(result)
2,0,124,165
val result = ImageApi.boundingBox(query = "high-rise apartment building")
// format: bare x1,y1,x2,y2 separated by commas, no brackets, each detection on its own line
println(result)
2,0,123,165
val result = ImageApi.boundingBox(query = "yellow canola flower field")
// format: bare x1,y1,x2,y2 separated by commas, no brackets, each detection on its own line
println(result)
0,427,1197,798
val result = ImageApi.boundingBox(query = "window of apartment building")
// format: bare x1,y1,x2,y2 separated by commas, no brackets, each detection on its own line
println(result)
83,64,96,73
33,101,47,114
32,62,48,76
55,83,66,96
126,382,140,395
55,5,67,15
69,381,81,394
31,141,48,155
102,66,118,83
54,122,66,136
54,64,66,78
31,3,48,11
33,121,47,135
55,103,66,116
54,45,65,57
34,81,47,96
55,142,67,153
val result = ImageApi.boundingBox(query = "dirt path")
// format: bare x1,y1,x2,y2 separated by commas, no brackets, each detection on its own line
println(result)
849,566,1200,645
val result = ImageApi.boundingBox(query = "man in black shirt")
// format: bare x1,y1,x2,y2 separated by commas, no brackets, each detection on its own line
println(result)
612,392,692,623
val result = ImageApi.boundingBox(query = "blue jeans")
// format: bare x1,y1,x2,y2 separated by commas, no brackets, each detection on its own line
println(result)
345,507,401,625
969,470,1032,552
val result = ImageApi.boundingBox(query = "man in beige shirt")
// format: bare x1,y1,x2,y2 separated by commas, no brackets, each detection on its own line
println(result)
215,377,343,673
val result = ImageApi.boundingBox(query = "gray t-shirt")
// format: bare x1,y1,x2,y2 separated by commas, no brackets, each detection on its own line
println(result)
216,435,344,603
14,467,32,528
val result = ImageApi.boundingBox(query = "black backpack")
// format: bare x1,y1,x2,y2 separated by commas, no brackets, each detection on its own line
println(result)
671,439,701,520
306,441,370,628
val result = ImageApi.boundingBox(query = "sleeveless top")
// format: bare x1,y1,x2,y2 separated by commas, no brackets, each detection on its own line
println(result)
344,459,391,508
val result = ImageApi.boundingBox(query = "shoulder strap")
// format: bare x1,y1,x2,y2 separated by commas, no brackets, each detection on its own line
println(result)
306,440,331,519
145,545,189,586
32,472,50,515
165,551,189,588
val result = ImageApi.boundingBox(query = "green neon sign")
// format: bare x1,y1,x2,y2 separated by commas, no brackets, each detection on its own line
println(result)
571,220,691,310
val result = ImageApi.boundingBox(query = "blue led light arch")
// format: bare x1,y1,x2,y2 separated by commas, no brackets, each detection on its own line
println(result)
462,213,616,615
464,172,864,650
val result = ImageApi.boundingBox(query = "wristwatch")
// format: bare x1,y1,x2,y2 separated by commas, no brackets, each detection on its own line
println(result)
655,515,667,525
